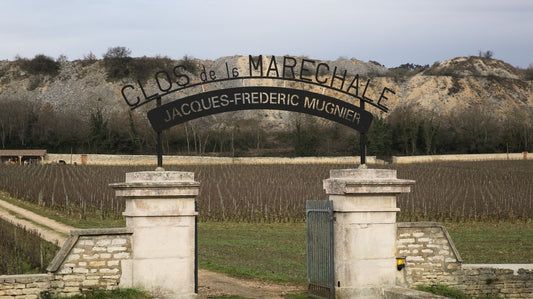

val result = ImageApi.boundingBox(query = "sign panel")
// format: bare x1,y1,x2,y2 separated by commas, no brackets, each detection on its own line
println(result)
122,55,395,113
148,86,373,133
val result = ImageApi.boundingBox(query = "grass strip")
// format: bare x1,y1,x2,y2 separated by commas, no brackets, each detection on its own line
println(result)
198,221,533,284
50,288,150,299
0,192,125,229
415,284,471,299
445,222,533,264
198,222,307,284
2,193,533,282
0,207,69,238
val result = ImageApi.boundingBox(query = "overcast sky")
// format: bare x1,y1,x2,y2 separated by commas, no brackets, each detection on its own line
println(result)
1,0,532,68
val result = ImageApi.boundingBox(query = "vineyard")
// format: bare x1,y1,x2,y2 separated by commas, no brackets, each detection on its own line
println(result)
0,160,531,223
0,218,59,274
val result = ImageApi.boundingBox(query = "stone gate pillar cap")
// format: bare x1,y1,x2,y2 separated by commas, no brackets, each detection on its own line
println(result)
329,168,396,179
125,171,195,183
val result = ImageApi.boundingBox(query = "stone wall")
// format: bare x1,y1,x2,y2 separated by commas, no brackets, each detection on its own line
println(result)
44,153,382,166
397,222,533,298
0,228,132,298
393,152,529,164
396,222,463,287
0,274,50,299
2,219,532,298
43,153,530,166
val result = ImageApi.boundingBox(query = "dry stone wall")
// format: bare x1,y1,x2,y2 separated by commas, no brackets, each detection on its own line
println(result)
43,153,530,166
2,217,533,298
396,222,462,287
0,274,50,299
0,228,132,298
397,222,533,298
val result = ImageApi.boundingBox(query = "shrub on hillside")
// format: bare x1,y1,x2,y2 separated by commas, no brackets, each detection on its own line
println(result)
102,46,175,82
176,55,198,75
388,63,428,81
129,55,173,83
81,51,98,66
524,64,533,80
103,46,133,80
17,54,60,76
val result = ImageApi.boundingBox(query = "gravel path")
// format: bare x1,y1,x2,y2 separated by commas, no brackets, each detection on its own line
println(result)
0,197,305,298
0,199,70,245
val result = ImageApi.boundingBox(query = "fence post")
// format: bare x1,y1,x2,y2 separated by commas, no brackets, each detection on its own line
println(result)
323,168,414,298
111,171,199,298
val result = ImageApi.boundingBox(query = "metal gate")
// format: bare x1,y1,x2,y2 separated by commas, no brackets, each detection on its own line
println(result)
306,200,335,299
194,199,198,294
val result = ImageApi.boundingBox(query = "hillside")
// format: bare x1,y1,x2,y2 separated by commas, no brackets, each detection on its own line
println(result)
1,55,531,120
0,55,532,156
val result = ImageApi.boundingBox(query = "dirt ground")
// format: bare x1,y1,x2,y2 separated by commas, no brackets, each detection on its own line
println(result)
0,198,306,298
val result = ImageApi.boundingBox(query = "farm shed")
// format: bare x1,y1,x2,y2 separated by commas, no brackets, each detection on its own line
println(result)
0,149,47,164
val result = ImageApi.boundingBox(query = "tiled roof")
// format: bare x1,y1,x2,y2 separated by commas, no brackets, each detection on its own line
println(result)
0,149,47,157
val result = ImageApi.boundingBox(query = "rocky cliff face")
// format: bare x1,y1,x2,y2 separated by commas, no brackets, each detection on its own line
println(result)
0,55,531,131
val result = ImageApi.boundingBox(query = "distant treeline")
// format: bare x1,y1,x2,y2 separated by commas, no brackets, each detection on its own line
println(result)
1,49,532,156
0,97,531,156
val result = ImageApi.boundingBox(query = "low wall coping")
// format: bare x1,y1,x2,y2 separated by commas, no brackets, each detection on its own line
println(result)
382,286,447,298
462,264,533,275
0,273,51,283
46,227,133,272
397,222,463,263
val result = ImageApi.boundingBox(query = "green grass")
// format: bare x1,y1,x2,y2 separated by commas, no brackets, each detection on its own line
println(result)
207,296,253,299
48,288,150,299
415,284,503,299
415,284,470,299
2,192,533,282
198,222,307,284
0,192,125,229
445,222,533,263
198,221,533,283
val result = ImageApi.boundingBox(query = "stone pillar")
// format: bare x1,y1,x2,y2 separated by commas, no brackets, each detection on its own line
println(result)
111,171,199,299
323,168,414,298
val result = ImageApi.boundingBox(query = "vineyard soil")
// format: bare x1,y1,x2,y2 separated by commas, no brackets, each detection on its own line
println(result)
0,161,531,297
0,196,305,298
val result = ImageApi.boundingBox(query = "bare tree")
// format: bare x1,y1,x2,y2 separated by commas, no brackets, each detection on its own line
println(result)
103,46,132,59
478,50,494,59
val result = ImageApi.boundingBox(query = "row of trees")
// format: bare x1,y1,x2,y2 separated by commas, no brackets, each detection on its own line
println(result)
367,105,532,156
1,97,531,156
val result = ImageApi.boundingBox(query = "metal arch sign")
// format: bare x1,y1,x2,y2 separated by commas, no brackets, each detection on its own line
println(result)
119,55,397,166
148,86,373,132
121,55,396,134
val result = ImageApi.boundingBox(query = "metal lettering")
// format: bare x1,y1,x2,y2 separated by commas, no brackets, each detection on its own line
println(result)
173,65,190,87
266,56,280,77
191,100,202,112
330,66,347,90
155,70,172,92
220,94,230,106
164,109,172,122
290,95,299,106
249,55,263,76
181,103,191,115
377,87,394,111
120,55,395,114
360,79,373,102
201,98,212,110
316,63,329,84
138,80,158,102
283,56,297,79
300,59,315,82
346,74,360,97
121,84,140,107
148,87,373,133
